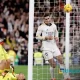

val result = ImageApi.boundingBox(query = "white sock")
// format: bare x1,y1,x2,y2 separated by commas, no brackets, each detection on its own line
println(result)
50,66,54,79
60,64,70,79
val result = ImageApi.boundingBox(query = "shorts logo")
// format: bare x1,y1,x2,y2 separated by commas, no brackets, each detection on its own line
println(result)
45,53,48,56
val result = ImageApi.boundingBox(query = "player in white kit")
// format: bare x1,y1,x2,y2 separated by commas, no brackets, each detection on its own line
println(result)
36,14,70,80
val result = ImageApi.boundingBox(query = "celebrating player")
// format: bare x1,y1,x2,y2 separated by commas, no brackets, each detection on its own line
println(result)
36,13,70,80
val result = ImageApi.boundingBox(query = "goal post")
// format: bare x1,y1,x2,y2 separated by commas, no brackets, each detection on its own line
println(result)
65,0,71,76
28,0,34,80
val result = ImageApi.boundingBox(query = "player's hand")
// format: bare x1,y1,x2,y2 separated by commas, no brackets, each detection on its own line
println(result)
45,36,53,40
54,37,59,42
54,37,59,46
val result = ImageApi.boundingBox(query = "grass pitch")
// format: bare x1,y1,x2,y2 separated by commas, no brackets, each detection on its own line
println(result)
15,65,63,80
15,65,80,80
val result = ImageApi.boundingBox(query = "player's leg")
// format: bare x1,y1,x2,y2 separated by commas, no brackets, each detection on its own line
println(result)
0,59,11,75
56,55,70,80
1,59,14,78
43,51,56,80
0,59,14,74
48,58,56,80
4,59,11,72
56,54,65,72
0,60,6,73
55,49,70,80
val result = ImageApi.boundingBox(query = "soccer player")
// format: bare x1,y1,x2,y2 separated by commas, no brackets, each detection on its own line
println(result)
0,75,3,80
16,73,26,80
2,72,17,80
0,29,11,73
2,72,25,80
36,13,70,80
8,49,16,66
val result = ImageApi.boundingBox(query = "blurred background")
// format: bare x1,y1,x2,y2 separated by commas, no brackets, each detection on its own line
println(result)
0,0,80,80
0,0,29,65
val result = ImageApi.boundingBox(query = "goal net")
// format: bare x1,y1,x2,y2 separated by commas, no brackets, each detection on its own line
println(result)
32,0,80,80
69,0,80,79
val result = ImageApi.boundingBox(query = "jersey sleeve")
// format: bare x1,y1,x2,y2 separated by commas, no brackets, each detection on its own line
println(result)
6,73,17,80
54,24,58,38
0,45,8,60
36,25,45,40
3,49,9,60
0,76,3,80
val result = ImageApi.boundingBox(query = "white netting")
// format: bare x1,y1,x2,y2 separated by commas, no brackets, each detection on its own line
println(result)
33,0,80,80
70,0,80,79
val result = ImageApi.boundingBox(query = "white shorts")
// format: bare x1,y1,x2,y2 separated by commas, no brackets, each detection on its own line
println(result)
43,48,61,60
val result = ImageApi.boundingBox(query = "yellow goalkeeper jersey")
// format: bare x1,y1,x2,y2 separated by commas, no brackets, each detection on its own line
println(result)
3,72,17,80
0,44,9,60
8,50,16,62
0,76,3,80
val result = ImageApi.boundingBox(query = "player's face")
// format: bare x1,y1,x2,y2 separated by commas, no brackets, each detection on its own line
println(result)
44,16,51,24
17,73,25,80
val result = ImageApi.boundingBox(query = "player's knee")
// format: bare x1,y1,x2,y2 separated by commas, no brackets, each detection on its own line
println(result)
52,65,56,68
60,61,64,65
58,58,64,64
51,63,56,68
48,59,56,68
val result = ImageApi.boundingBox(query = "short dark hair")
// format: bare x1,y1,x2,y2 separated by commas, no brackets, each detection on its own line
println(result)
44,13,50,17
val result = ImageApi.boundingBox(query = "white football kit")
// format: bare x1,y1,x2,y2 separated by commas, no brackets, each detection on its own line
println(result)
36,23,61,60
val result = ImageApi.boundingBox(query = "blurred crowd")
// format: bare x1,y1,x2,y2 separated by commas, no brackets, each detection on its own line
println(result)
0,0,80,65
0,0,29,65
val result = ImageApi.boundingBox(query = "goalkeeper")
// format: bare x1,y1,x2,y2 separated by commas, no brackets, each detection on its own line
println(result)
0,29,11,73
0,71,26,80
0,29,26,80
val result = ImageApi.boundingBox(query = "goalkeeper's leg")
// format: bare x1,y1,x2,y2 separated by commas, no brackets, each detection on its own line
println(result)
0,59,11,75
4,59,11,72
0,60,6,73
0,59,14,77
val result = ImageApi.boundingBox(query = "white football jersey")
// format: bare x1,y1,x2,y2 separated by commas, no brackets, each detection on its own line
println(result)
36,23,59,52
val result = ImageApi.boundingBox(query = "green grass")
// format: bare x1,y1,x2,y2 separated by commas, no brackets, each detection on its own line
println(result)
15,65,28,79
14,65,80,80
33,65,63,80
14,65,63,80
